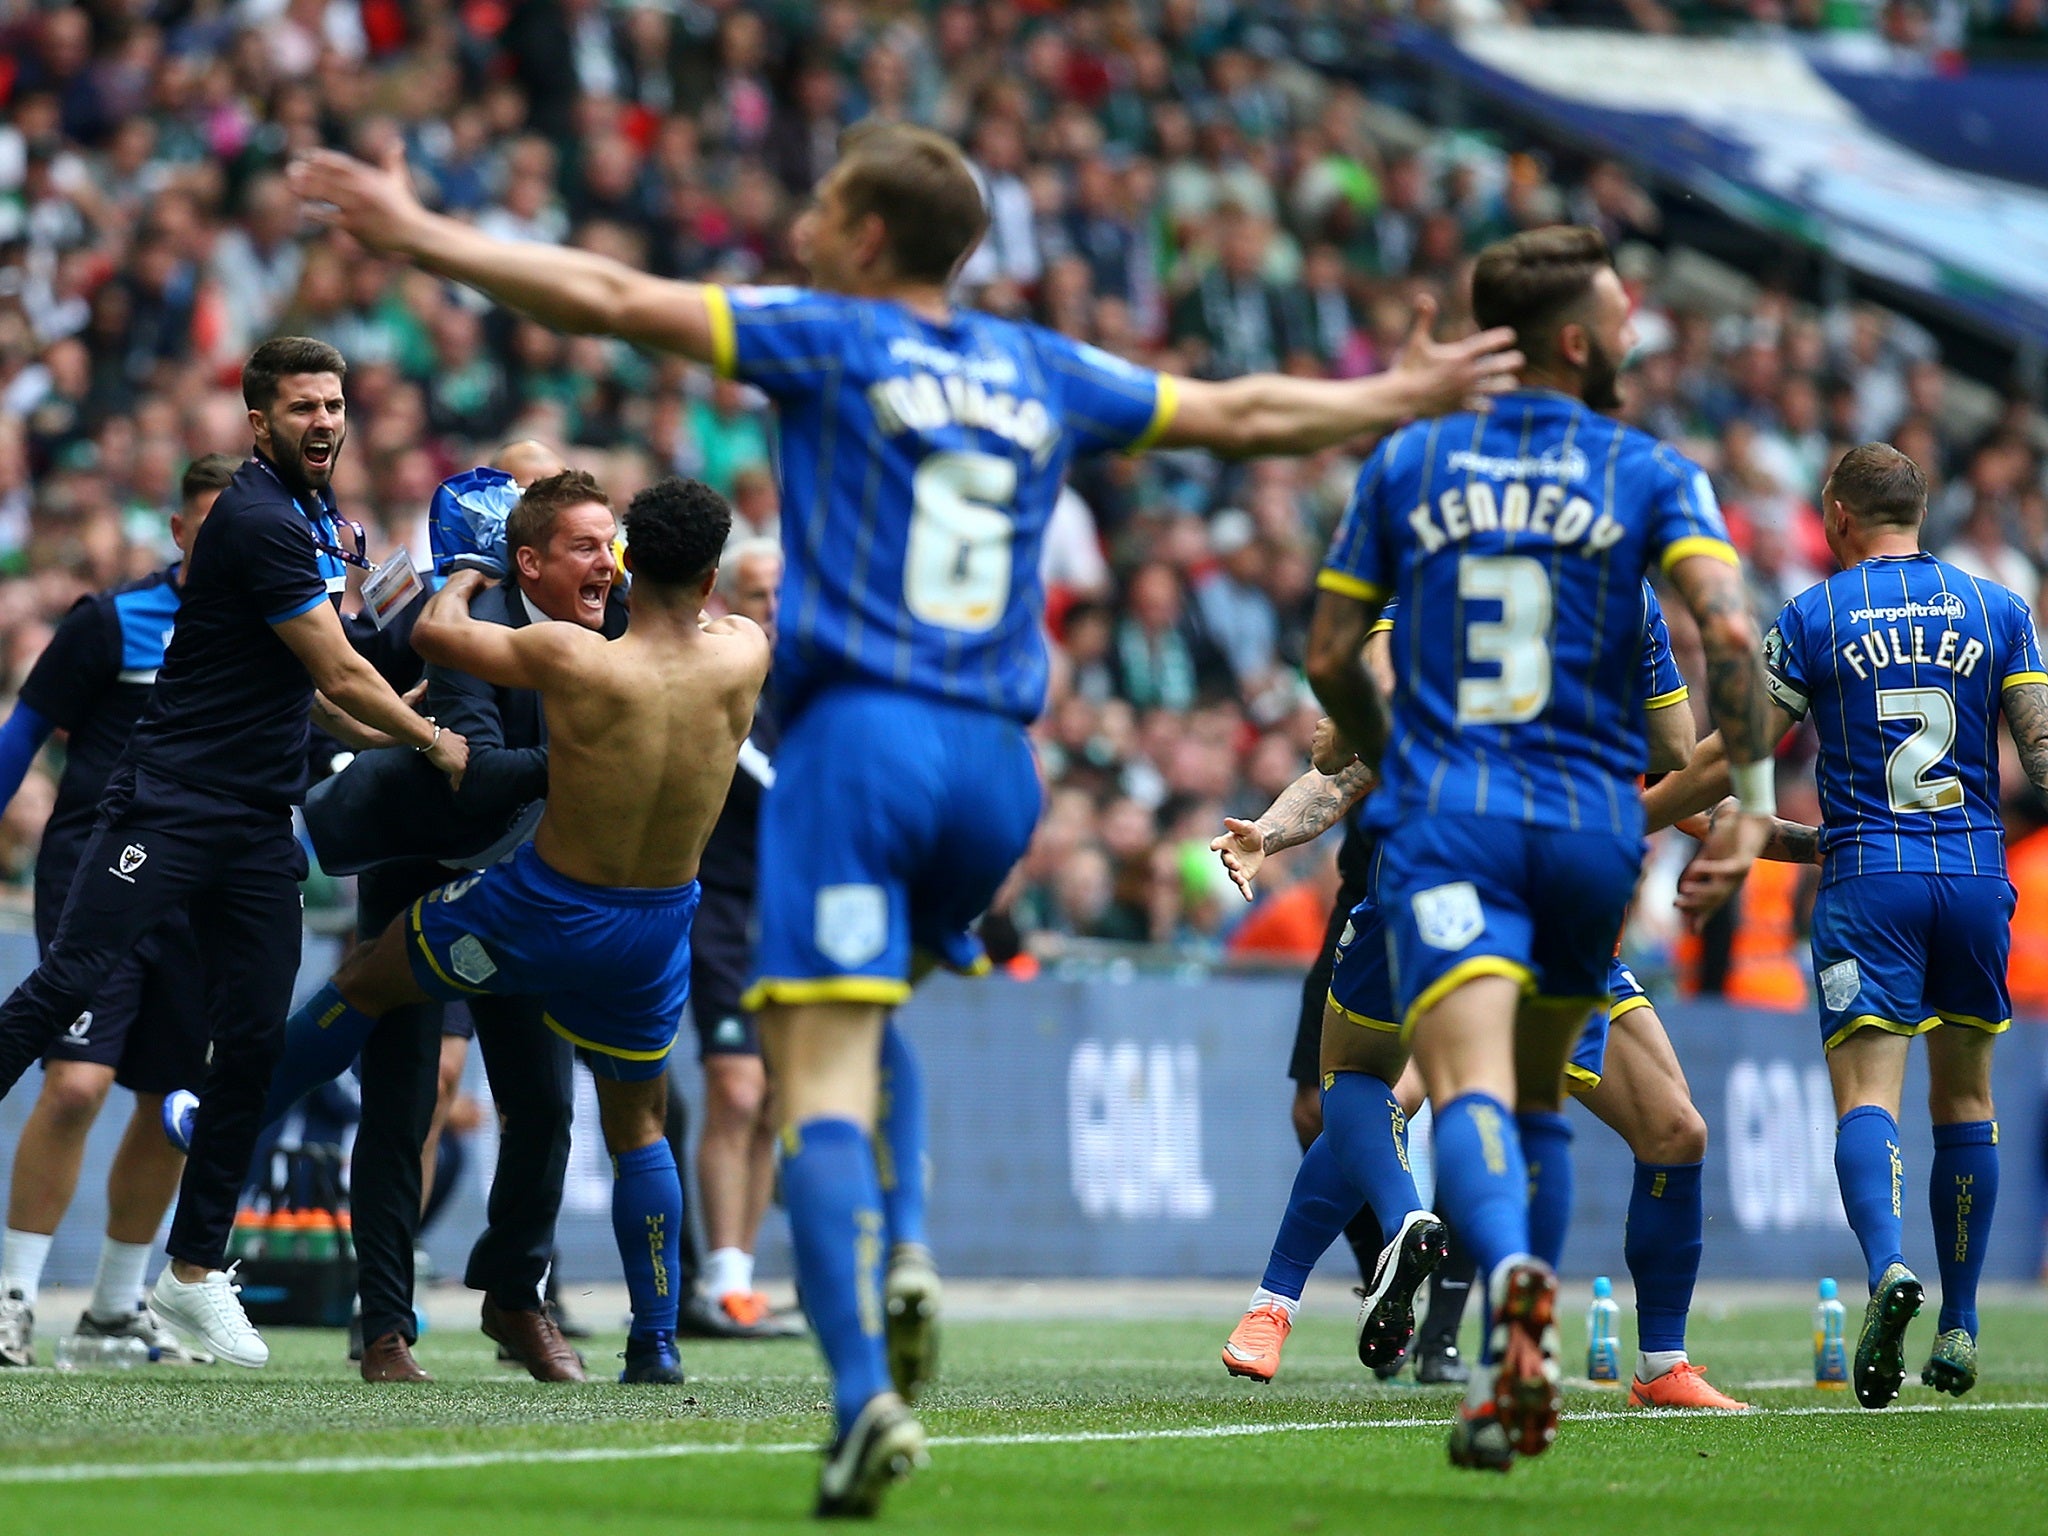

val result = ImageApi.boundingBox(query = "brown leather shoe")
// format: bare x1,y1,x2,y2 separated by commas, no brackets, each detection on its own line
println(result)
481,1296,589,1382
360,1331,433,1383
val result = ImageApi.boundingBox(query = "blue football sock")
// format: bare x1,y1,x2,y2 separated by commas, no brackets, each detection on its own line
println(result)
1431,1093,1529,1355
1517,1111,1574,1272
611,1139,682,1338
1835,1105,1907,1294
262,983,378,1131
1625,1160,1703,1354
782,1118,892,1436
876,1020,928,1251
1930,1121,1998,1338
1258,1133,1363,1301
1321,1071,1422,1232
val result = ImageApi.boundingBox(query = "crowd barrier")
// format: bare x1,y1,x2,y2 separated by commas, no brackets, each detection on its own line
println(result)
2,938,2041,1287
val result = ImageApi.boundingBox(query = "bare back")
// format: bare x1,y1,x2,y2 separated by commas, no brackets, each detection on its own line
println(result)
529,609,769,889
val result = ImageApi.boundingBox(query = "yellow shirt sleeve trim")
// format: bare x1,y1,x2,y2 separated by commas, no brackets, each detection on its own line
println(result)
1644,685,1690,711
1316,569,1387,603
702,285,738,380
1608,993,1655,1021
1660,536,1740,574
2002,670,2047,690
1126,374,1179,455
1367,618,1395,637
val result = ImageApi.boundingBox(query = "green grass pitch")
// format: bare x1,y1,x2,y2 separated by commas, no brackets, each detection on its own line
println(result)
3,1298,2045,1533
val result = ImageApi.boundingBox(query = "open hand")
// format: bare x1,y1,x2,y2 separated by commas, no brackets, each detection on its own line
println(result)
1392,293,1523,417
289,143,429,255
1676,810,1771,929
427,725,469,792
1210,817,1268,902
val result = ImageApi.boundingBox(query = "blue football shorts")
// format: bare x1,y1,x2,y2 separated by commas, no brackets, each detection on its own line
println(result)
1380,814,1641,1038
745,686,1041,1011
407,843,699,1082
1808,872,2013,1051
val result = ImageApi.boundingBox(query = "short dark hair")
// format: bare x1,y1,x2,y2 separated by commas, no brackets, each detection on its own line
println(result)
1470,226,1613,368
507,468,611,556
833,122,989,285
625,477,732,590
241,336,347,411
1824,442,1927,529
180,452,240,503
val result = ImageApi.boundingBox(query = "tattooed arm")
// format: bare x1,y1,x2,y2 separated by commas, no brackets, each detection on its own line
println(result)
1212,745,1376,902
1664,552,1777,917
1670,794,1820,865
2004,682,2048,796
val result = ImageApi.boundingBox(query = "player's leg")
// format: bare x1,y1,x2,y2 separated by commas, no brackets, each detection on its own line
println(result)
693,890,778,1326
1812,874,1928,1409
0,1059,116,1365
588,1064,687,1385
1224,931,1428,1385
1291,875,1387,1289
348,1000,441,1381
464,997,578,1334
761,996,907,1474
152,829,308,1368
1577,999,1745,1410
74,934,208,1362
1515,1009,1579,1275
1921,1023,1997,1395
1917,877,2013,1396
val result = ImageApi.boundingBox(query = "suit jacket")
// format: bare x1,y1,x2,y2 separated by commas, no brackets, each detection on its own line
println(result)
305,584,627,874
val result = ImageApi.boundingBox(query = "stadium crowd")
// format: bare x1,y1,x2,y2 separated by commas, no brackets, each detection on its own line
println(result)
2,0,2048,1010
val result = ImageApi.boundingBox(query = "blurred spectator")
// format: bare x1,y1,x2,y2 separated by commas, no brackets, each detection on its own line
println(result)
0,0,2034,970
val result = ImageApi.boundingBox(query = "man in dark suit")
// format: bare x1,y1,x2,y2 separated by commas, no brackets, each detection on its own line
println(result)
286,459,627,1382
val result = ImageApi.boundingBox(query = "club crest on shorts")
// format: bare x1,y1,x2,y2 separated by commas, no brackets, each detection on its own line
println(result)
108,842,147,882
66,1010,92,1041
1411,881,1484,952
449,933,498,986
1820,958,1861,1013
816,883,887,970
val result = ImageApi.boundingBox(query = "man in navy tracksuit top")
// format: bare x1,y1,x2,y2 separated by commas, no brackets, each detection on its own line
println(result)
0,454,237,1369
0,337,467,1367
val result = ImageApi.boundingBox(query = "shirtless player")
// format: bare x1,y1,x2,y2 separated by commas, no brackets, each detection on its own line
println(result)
275,476,768,1384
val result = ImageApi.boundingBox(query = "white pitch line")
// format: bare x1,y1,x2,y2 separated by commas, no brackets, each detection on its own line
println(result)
5,1400,2046,1486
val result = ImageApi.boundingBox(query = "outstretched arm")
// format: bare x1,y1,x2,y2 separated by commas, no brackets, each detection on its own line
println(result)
273,602,467,784
1212,732,1376,902
412,570,588,691
1159,296,1521,458
291,147,720,363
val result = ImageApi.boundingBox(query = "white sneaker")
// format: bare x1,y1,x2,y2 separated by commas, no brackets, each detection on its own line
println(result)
0,1287,33,1367
80,1303,214,1365
149,1264,267,1368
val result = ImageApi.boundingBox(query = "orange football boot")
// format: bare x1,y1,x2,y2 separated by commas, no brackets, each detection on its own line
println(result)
719,1291,773,1329
1627,1361,1749,1411
1221,1304,1293,1382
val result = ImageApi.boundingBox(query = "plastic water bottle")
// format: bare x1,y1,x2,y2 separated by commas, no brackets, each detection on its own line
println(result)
1586,1276,1621,1385
1814,1278,1848,1389
54,1334,152,1371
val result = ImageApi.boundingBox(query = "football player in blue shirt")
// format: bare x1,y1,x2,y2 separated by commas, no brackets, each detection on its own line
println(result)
1305,226,1779,1470
1218,592,1789,1414
291,125,1520,1513
1653,442,2048,1411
